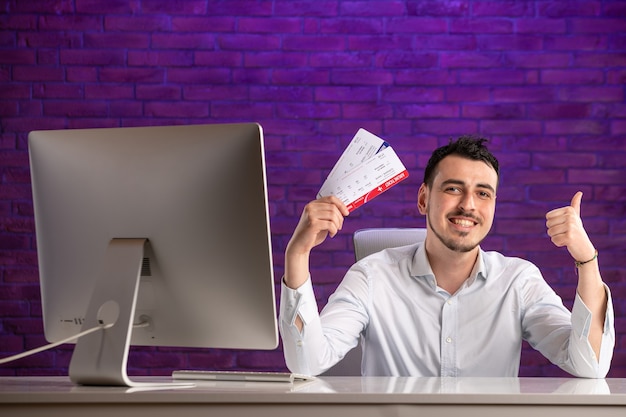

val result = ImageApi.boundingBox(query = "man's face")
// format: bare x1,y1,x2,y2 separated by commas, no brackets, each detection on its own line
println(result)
418,154,498,253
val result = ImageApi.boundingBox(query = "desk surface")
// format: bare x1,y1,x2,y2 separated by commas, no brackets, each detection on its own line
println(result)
2,376,625,417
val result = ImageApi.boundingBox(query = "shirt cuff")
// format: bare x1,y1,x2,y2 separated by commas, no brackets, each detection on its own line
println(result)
280,276,319,328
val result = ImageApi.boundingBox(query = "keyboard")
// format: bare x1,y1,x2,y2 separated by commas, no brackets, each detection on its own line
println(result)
172,370,316,383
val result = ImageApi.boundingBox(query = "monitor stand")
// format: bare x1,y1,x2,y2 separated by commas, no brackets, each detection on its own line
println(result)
68,238,193,388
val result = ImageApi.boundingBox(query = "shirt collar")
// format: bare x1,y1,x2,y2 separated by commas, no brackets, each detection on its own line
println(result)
411,242,487,288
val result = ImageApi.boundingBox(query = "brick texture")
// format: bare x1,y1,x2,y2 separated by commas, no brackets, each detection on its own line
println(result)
0,0,624,378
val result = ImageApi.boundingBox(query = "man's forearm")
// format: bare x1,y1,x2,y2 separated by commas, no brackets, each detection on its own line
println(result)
284,249,310,290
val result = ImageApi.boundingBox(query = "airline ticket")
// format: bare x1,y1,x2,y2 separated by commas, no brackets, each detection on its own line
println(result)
318,129,409,212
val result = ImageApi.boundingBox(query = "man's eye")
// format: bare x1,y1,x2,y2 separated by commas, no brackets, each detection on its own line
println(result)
445,187,461,193
478,191,492,199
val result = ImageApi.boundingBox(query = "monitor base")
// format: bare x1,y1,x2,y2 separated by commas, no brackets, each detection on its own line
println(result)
68,238,192,388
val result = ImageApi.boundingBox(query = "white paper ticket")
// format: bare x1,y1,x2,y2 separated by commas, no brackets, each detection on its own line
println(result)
318,129,409,212
322,128,388,181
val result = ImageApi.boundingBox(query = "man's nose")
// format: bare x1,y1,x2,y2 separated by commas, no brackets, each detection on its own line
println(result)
459,192,476,211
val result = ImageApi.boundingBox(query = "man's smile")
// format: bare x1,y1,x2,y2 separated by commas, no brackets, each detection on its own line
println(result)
448,211,481,229
450,217,477,227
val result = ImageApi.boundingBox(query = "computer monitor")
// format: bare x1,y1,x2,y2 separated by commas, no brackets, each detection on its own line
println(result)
28,123,278,387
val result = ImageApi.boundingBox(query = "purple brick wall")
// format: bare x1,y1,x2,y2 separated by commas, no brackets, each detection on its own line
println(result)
1,0,625,378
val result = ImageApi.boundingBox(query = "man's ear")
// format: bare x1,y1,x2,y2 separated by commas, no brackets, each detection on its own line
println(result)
417,183,428,215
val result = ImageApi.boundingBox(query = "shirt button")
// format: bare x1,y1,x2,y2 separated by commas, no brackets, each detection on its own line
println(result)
296,340,303,347
446,337,452,343
447,299,453,305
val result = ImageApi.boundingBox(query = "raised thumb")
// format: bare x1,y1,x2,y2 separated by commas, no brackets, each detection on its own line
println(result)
571,191,583,216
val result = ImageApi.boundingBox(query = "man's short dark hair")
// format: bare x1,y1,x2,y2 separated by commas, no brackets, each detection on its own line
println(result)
423,136,499,187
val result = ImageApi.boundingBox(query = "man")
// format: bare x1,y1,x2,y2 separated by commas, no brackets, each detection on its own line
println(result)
279,136,614,377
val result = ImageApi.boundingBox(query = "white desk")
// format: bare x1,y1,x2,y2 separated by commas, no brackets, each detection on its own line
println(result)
1,376,625,417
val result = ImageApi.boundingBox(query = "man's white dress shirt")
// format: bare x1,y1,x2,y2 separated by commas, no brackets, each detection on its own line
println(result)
279,243,614,377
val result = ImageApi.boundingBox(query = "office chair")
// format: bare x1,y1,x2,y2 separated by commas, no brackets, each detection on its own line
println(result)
321,227,427,376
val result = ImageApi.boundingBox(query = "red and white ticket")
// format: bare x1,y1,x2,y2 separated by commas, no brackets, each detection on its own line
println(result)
318,129,409,212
